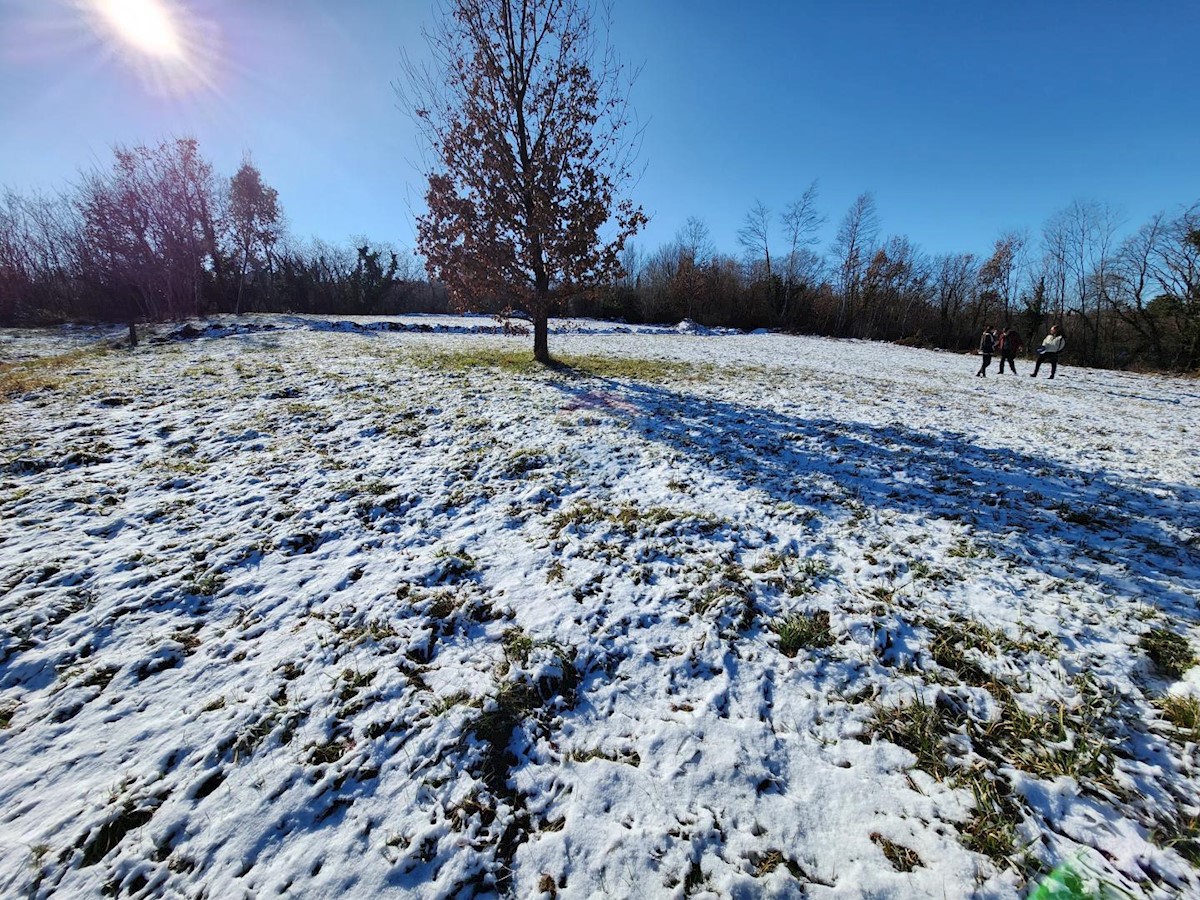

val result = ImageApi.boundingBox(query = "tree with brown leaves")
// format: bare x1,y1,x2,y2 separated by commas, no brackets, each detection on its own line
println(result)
401,0,646,362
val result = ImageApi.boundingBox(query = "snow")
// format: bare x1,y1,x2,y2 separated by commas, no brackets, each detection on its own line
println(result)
1,314,1199,899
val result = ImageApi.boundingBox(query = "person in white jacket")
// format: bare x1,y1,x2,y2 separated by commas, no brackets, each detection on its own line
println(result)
1031,324,1066,378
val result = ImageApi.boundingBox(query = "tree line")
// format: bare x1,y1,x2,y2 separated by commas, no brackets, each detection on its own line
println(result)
0,137,447,345
574,190,1200,372
2,137,1197,371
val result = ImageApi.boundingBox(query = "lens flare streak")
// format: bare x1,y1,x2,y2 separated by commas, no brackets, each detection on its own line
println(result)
77,0,224,98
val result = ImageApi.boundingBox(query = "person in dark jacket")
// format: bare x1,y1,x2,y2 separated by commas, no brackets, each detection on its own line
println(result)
976,326,996,377
997,327,1023,374
1030,325,1066,379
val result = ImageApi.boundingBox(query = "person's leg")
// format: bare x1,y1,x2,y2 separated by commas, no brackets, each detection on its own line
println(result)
1031,355,1041,376
1049,353,1058,378
977,354,990,376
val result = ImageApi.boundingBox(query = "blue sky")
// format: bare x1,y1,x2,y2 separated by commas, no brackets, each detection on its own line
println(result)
1,0,1197,262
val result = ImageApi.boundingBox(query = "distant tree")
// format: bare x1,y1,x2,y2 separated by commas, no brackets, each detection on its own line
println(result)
229,158,281,315
677,215,715,267
76,137,222,344
978,231,1025,325
779,181,825,326
931,252,976,348
1042,200,1122,364
737,200,773,283
861,235,929,340
831,192,879,336
401,0,647,362
675,216,714,319
1138,205,1200,370
0,189,80,324
350,242,401,314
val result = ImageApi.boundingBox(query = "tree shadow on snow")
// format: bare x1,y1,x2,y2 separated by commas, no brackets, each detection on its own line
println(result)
548,371,1200,625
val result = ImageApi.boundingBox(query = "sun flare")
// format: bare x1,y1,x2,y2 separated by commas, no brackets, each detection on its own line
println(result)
93,0,182,59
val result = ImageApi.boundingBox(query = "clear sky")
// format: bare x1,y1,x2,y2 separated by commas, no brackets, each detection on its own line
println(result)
2,0,1197,262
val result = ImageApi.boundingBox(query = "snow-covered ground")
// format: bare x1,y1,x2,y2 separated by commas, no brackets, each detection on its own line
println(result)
2,315,1199,899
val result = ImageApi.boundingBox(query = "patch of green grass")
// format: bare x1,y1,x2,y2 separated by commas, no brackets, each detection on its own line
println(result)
907,560,957,585
80,801,155,867
360,478,392,496
928,618,1003,688
408,347,710,382
503,448,548,477
186,571,226,597
871,694,955,780
1158,695,1200,740
865,584,897,605
428,691,472,716
947,538,985,559
568,747,641,766
772,611,835,656
611,502,684,534
1140,627,1197,679
0,348,98,400
752,850,804,879
502,627,535,665
307,738,351,765
433,547,477,581
411,348,543,374
338,668,376,703
750,551,787,574
1053,503,1102,526
870,832,923,872
927,615,1049,689
981,687,1115,784
1149,811,1200,868
956,770,1020,863
548,500,608,537
315,612,399,645
79,666,120,691
555,354,707,382
549,500,715,540
233,713,278,760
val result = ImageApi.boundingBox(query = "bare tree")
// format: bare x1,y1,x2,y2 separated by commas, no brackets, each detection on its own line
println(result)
400,0,647,362
229,157,281,315
1042,200,1122,363
779,181,824,325
931,252,977,348
1144,204,1200,369
76,138,223,343
677,215,714,265
830,192,879,336
737,200,772,283
978,231,1025,325
0,189,81,324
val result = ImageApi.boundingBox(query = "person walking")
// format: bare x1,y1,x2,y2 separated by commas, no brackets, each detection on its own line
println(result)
1030,325,1066,379
976,326,996,377
997,326,1023,374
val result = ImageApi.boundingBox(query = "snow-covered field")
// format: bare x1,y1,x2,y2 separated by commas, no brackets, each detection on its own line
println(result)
2,315,1199,899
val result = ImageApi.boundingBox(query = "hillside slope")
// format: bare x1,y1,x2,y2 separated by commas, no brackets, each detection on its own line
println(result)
2,317,1199,899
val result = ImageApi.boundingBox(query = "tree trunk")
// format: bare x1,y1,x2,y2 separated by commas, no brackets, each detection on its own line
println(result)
235,248,250,316
534,310,550,363
128,321,138,347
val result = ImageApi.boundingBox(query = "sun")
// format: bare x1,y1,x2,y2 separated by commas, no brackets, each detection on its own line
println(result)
78,0,225,97
92,0,183,59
